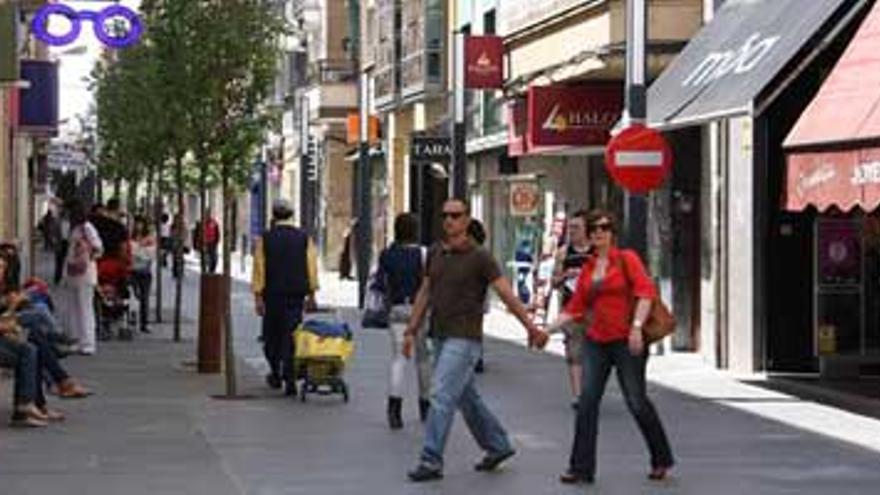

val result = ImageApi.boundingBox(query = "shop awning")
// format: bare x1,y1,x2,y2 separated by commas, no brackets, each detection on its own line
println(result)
647,0,854,129
785,3,880,211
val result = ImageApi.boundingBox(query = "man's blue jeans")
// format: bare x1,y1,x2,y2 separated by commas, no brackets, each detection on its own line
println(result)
420,337,512,470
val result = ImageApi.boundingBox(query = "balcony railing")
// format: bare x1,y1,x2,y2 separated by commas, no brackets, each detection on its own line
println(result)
308,59,357,85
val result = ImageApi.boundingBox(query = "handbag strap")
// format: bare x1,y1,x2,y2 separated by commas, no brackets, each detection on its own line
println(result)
615,250,645,307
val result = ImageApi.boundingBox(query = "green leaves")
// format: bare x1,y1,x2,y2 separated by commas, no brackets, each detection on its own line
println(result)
94,0,288,194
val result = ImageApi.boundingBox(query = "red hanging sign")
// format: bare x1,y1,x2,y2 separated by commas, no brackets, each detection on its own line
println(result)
465,36,504,89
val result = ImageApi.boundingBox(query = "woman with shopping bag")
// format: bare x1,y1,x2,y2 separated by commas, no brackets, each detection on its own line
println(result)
546,209,674,484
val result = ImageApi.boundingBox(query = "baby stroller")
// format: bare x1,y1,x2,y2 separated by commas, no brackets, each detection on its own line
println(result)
96,258,135,341
293,314,354,403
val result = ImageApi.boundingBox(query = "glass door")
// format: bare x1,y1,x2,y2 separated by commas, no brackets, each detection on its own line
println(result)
814,217,864,356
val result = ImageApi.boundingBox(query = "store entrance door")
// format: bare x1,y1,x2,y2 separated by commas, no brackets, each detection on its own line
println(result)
409,161,448,246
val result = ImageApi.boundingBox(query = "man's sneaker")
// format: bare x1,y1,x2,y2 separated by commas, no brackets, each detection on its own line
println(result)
407,465,443,482
265,373,282,390
474,449,516,472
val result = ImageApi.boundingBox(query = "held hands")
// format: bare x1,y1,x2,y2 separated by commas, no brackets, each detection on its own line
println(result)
402,331,415,359
527,324,549,350
254,296,265,317
628,328,644,356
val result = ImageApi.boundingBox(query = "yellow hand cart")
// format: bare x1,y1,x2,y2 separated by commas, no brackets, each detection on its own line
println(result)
293,317,354,403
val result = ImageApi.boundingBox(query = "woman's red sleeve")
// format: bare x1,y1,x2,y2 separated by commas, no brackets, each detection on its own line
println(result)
622,250,657,299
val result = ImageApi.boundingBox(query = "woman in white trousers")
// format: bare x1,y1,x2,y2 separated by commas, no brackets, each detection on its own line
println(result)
62,202,103,355
379,213,432,429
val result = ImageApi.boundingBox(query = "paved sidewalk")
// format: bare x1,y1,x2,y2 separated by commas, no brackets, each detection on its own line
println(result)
3,258,880,494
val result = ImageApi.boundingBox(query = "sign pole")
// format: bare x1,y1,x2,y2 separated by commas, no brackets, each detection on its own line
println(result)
623,0,648,258
451,31,467,200
356,72,372,308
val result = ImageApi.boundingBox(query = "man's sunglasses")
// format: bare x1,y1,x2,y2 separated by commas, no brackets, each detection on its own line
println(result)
441,211,466,220
588,222,614,233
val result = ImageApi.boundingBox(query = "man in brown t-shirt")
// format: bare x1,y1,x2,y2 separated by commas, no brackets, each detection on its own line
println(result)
402,199,549,482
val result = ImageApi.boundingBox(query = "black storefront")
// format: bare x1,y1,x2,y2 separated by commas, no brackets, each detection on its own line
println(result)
409,133,451,244
646,0,873,371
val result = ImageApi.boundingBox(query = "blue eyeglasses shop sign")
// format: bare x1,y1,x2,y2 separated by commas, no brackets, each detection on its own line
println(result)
31,3,143,49
18,60,59,137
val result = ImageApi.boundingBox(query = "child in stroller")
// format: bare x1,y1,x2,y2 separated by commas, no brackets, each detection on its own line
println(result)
96,250,135,341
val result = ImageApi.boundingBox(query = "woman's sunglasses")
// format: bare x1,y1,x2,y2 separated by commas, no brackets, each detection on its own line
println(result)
588,222,614,234
441,211,465,220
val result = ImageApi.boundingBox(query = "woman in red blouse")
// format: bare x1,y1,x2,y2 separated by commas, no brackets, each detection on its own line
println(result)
547,209,673,484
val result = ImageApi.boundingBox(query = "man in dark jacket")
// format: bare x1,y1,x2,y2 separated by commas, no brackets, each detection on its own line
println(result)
251,199,319,396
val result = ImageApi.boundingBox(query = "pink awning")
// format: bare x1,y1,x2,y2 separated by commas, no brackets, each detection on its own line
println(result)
785,3,880,210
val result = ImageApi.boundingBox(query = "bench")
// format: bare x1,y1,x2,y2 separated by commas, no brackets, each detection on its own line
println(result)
819,354,880,379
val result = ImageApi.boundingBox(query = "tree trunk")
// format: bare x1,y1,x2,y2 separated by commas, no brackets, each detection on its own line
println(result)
222,162,237,396
127,178,139,214
154,162,164,324
146,164,155,215
174,154,185,342
199,152,208,274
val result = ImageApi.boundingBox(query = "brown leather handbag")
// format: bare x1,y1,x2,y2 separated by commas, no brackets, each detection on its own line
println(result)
617,252,676,344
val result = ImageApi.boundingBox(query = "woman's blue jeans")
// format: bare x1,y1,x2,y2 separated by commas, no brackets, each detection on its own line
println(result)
569,338,674,476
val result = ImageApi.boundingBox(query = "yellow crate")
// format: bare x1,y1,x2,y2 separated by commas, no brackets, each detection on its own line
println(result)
294,328,354,364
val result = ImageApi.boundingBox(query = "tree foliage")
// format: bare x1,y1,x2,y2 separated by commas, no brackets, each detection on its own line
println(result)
94,0,286,199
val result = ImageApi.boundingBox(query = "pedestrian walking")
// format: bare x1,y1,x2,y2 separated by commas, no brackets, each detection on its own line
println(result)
339,218,357,281
159,212,172,267
53,209,70,285
130,216,157,333
171,213,187,279
61,200,103,355
38,209,59,252
402,199,549,482
546,209,674,484
376,213,431,430
550,210,592,409
251,199,319,396
201,214,220,274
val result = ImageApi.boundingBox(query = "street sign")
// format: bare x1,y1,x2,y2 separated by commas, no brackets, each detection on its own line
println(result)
410,135,452,163
509,181,540,217
605,124,672,193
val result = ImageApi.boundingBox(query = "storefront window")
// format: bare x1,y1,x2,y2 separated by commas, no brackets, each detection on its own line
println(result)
813,216,880,356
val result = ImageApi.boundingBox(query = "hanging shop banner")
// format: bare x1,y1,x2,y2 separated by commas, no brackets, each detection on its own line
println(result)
527,84,623,148
817,220,862,286
0,3,19,82
509,181,540,217
18,60,59,136
410,135,452,163
465,35,504,89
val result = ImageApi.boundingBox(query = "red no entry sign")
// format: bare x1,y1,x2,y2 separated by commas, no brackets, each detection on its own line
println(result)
605,124,673,194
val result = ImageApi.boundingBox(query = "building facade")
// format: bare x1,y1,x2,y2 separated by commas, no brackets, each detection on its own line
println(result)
277,0,357,269
460,0,702,324
1,0,53,278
